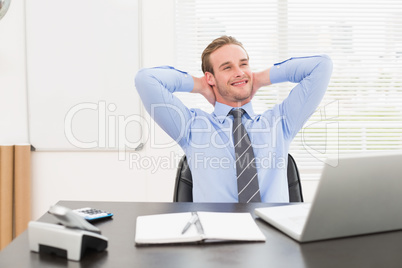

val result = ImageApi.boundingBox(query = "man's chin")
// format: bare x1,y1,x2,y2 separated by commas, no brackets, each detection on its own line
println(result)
233,86,253,98
216,84,253,103
232,95,252,105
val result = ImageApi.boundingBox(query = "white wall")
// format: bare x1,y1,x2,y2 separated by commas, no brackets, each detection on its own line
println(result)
0,0,180,220
0,0,29,144
30,0,179,220
1,0,318,221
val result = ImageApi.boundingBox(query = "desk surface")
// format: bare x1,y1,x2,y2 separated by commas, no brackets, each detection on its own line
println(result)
1,201,402,268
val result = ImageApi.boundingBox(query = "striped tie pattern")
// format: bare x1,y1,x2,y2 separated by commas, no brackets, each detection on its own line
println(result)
230,109,261,203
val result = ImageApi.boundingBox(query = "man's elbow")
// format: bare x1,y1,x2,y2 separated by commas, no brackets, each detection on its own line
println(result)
318,54,333,75
134,68,153,90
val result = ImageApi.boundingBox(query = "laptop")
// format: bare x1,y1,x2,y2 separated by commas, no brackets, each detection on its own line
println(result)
255,152,402,242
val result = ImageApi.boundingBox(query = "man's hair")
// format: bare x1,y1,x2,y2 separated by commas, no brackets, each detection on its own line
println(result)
201,35,248,75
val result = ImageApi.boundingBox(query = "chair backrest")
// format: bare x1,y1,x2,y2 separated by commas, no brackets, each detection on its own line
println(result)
286,154,304,202
173,154,304,202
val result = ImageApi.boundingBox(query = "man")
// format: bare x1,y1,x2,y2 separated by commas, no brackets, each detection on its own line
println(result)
135,35,332,203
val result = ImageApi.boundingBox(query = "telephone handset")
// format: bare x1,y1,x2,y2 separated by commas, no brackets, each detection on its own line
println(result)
48,205,101,234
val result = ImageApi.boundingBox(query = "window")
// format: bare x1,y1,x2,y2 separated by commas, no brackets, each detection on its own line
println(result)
175,0,402,181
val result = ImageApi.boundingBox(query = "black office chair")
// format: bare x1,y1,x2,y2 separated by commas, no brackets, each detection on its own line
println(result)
173,154,304,202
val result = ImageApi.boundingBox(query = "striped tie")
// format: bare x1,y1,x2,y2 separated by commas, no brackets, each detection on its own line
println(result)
230,109,261,203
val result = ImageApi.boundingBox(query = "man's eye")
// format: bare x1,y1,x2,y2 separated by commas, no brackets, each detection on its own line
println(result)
223,66,230,70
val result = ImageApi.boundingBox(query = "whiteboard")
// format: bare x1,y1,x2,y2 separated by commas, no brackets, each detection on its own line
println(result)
26,0,143,151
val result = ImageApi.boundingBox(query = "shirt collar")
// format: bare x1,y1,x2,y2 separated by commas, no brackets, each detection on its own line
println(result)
213,101,256,124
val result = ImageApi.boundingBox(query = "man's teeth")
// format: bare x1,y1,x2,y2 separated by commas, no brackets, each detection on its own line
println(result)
233,81,246,86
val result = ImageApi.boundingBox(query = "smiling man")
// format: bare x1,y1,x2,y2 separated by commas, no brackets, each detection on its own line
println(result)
135,35,332,203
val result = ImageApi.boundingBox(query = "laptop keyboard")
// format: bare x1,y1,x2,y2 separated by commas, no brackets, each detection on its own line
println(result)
266,204,311,235
279,204,310,233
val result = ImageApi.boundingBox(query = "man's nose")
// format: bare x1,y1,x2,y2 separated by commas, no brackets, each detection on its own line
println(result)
233,66,244,77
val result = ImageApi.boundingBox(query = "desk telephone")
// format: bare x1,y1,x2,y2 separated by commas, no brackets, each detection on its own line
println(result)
28,205,109,261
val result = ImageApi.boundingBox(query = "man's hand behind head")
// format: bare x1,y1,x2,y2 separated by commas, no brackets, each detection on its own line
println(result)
250,68,272,99
191,76,216,106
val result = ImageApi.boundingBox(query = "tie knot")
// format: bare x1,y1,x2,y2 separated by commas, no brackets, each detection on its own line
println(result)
229,108,245,119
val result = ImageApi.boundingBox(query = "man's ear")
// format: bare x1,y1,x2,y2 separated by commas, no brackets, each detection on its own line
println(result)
205,72,216,87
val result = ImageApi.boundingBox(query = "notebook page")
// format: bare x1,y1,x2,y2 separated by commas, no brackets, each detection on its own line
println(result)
135,212,203,244
197,212,266,242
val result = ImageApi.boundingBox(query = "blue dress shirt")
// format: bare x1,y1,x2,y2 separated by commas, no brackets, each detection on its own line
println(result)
135,55,333,202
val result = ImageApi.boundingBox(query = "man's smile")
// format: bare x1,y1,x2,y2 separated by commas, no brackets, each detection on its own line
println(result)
231,79,248,87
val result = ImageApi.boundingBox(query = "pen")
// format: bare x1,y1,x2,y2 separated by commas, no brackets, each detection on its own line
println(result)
181,213,198,235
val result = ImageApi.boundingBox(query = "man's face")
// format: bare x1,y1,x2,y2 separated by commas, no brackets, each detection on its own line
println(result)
206,44,253,107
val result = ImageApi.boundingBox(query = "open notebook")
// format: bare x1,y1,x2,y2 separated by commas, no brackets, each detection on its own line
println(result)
135,211,266,245
255,152,402,242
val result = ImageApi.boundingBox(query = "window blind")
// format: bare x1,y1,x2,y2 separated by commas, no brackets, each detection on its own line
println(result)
175,0,402,181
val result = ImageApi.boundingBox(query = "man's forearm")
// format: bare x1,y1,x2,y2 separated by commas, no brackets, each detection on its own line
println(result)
269,55,332,86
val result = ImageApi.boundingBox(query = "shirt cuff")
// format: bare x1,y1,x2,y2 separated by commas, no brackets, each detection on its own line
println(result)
178,71,194,93
168,66,194,93
269,60,289,84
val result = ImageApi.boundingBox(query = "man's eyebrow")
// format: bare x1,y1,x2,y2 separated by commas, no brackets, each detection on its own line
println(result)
218,58,248,69
219,61,231,69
